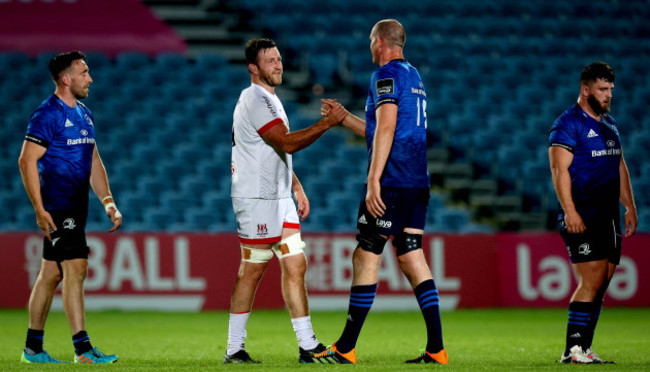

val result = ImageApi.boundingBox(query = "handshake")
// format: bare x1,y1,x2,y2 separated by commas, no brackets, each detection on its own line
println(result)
320,98,348,126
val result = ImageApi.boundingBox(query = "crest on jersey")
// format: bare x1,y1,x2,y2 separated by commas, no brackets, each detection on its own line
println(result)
257,224,268,237
376,78,394,96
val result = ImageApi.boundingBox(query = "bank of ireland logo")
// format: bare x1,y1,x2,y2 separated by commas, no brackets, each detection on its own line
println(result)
63,218,76,230
257,224,268,237
578,243,591,255
607,140,615,147
80,129,88,137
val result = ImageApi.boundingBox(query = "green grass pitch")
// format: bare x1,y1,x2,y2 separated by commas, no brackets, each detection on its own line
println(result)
1,308,649,370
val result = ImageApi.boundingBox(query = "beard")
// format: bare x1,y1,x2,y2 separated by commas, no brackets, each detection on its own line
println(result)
260,70,282,87
71,85,89,100
587,94,610,115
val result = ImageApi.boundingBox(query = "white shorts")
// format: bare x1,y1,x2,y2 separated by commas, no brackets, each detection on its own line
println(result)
232,197,300,244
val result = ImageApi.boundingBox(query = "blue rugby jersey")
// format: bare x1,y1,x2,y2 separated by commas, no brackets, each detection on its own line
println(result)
365,59,429,188
548,104,622,222
25,94,96,211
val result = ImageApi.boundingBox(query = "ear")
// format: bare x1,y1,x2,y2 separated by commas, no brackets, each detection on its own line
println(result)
61,73,71,87
580,84,589,97
248,63,258,76
376,36,386,48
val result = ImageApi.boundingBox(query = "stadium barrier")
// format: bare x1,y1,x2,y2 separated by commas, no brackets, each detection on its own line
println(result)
1,233,648,310
0,0,185,57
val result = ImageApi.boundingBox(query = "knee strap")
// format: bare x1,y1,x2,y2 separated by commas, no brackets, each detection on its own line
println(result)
272,233,306,259
357,232,388,254
241,245,273,263
393,233,422,256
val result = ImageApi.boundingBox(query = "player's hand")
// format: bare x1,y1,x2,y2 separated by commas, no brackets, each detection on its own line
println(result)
106,206,122,232
294,188,310,221
365,180,386,218
623,207,637,238
36,209,56,241
322,99,348,126
320,98,337,117
564,210,585,234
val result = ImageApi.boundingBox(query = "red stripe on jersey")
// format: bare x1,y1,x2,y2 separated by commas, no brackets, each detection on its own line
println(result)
258,118,284,135
283,222,300,229
239,236,282,244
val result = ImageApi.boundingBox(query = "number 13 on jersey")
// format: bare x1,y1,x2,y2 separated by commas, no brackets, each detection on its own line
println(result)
416,97,427,128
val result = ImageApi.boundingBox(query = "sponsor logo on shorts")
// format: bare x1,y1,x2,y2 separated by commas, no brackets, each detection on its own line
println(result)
358,215,368,225
376,219,392,228
63,218,76,230
578,243,591,255
257,223,268,237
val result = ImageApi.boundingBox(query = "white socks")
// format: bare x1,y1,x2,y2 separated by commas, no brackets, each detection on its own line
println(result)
291,315,319,350
228,313,319,354
226,312,250,356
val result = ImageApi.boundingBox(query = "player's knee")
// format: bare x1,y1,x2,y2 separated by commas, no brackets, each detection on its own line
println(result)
272,233,305,260
393,232,422,256
241,245,274,263
39,267,62,284
356,232,388,254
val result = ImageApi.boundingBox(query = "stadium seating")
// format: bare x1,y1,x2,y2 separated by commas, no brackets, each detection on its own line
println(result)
1,0,648,234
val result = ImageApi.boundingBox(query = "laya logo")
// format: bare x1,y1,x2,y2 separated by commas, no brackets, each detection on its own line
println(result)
376,219,392,228
579,243,591,255
257,224,268,237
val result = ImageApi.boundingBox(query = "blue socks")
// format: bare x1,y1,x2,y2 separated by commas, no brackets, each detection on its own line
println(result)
584,300,603,349
336,283,377,353
565,301,593,353
25,329,44,354
414,279,444,353
73,331,93,355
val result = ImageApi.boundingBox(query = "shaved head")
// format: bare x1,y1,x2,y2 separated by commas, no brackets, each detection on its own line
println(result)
370,19,405,48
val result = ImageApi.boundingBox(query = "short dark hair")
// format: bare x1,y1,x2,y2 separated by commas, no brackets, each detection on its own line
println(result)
580,62,615,85
245,38,276,65
48,51,86,82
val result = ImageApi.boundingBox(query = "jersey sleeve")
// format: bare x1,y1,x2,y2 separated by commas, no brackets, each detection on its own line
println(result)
25,108,58,148
548,117,578,153
371,68,399,108
249,93,284,135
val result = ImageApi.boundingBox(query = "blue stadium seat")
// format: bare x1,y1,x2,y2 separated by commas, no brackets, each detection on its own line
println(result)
115,52,150,71
0,52,31,70
155,52,190,71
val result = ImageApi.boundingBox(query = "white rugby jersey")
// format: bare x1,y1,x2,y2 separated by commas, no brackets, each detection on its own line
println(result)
231,83,292,199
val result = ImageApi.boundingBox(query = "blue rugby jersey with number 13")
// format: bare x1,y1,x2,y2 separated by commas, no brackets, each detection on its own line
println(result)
25,94,96,211
365,59,429,188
